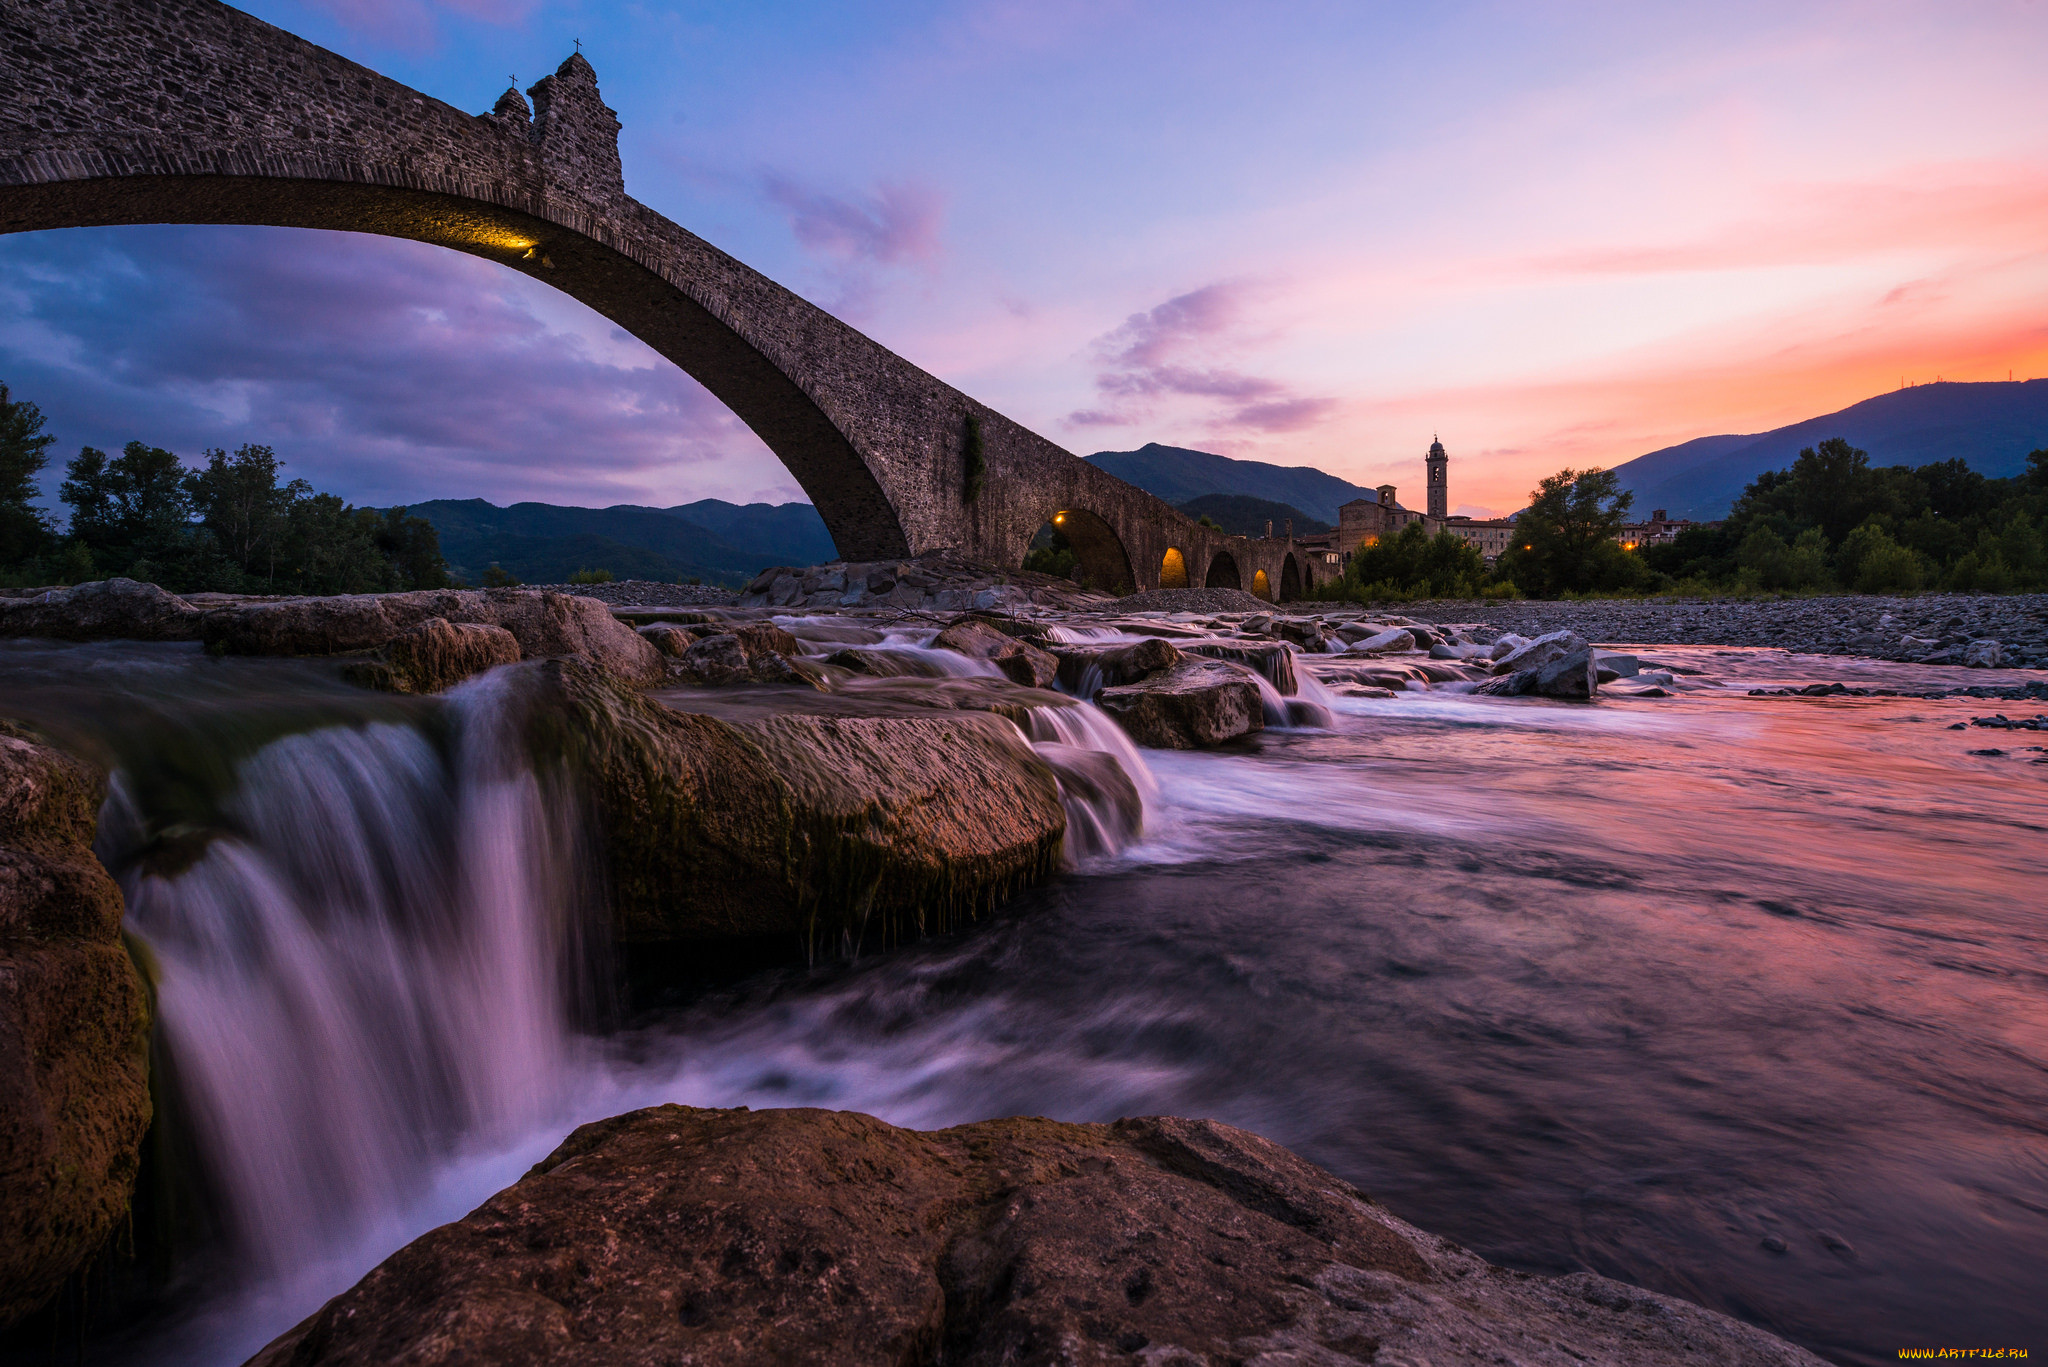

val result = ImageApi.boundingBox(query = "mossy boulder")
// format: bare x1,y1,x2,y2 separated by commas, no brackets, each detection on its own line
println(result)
524,662,1064,956
0,723,151,1327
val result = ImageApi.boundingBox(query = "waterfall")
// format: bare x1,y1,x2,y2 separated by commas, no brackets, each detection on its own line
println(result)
108,671,593,1278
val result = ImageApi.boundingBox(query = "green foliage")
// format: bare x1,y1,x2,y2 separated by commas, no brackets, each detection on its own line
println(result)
568,567,615,585
1023,523,1079,580
1641,438,2048,596
0,383,450,594
0,382,57,566
962,413,986,504
482,563,521,588
1317,522,1491,601
1493,467,1644,597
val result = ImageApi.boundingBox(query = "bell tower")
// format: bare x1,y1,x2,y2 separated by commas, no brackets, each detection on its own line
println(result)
1426,435,1448,521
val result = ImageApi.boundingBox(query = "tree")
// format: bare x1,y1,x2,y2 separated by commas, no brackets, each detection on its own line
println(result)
188,444,305,584
0,382,56,567
1342,522,1488,599
374,506,451,590
1497,467,1637,596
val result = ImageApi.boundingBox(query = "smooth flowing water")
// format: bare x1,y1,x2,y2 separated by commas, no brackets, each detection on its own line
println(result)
3,631,2044,1367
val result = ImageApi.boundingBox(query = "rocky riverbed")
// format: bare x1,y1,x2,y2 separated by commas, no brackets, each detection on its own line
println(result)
4,574,2045,1365
1387,591,2048,669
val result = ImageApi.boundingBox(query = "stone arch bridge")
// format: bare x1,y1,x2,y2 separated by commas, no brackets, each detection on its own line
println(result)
0,0,1324,601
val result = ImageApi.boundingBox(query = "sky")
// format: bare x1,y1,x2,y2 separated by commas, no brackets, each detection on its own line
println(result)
4,0,2048,518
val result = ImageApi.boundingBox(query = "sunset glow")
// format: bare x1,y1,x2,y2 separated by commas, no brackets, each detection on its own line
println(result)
3,0,2045,511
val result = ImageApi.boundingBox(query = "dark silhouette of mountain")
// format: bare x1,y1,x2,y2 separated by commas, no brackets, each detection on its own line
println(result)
1612,380,2048,521
1086,443,1375,525
404,498,833,585
1175,493,1331,537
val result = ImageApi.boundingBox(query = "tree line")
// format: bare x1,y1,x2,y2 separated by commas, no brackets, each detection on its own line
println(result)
1314,438,2048,601
1,381,448,594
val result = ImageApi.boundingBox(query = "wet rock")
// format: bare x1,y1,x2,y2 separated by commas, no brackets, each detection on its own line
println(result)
200,589,663,685
1035,742,1143,861
0,724,151,1327
0,577,203,642
1347,627,1415,655
1052,637,1183,694
635,623,697,657
1479,646,1600,701
1182,640,1299,694
247,1104,1829,1367
1963,639,2004,668
676,623,818,689
931,619,1059,688
528,662,1063,953
1269,617,1328,650
1489,632,1533,659
1097,660,1265,748
1490,629,1587,675
345,618,522,695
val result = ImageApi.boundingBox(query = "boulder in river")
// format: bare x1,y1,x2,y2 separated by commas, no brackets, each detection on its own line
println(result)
635,623,697,657
674,623,821,688
1479,646,1601,701
0,577,202,642
1490,628,1588,675
526,662,1064,955
1052,636,1183,694
931,619,1060,688
1964,639,2004,668
0,724,152,1327
246,1103,1829,1367
1097,659,1265,748
344,618,523,695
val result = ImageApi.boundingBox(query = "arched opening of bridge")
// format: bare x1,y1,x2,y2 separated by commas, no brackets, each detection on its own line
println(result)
1279,555,1302,602
1160,547,1189,590
1205,550,1241,590
1024,509,1134,594
0,192,913,566
1252,569,1272,600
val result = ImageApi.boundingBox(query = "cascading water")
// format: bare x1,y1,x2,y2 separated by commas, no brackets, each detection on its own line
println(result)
108,671,593,1280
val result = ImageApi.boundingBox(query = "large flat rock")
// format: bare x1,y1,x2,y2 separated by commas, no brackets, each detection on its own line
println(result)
248,1105,1828,1367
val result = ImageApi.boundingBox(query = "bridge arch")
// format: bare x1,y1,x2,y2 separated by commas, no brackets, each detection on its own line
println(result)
1279,554,1302,602
1251,568,1272,600
1,0,1272,586
1034,508,1135,594
1159,546,1189,589
1205,550,1242,590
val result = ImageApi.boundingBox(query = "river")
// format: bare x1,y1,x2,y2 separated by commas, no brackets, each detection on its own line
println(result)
2,626,2043,1367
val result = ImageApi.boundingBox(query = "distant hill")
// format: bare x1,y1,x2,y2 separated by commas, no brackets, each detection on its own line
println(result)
402,498,834,585
1175,493,1331,537
1086,443,1375,524
1612,380,2048,521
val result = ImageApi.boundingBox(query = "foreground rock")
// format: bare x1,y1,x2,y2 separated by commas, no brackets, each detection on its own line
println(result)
0,724,151,1327
0,577,202,641
1098,658,1265,748
248,1105,1826,1367
528,662,1064,953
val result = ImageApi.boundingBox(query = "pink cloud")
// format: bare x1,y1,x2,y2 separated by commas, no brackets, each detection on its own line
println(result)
763,177,945,265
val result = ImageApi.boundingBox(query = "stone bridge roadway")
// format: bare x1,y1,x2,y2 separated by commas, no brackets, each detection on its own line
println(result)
0,0,1329,601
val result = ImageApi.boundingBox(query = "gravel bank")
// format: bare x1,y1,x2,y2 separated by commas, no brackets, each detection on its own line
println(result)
1110,587,1273,614
1383,593,2048,670
526,580,741,608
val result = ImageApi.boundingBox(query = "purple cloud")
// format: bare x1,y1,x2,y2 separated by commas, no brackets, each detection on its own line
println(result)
0,226,800,511
1071,280,1333,438
763,176,945,265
